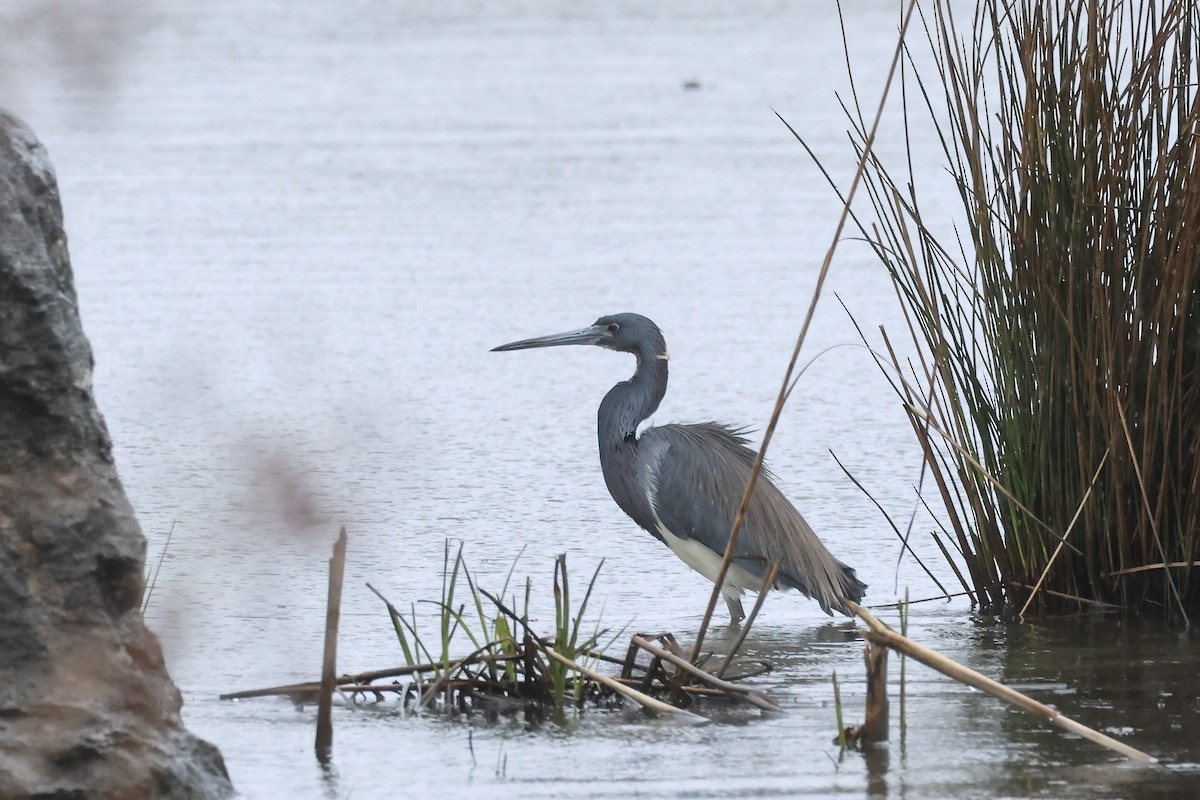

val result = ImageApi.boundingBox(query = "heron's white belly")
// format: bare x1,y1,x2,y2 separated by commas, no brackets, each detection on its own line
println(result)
653,521,764,595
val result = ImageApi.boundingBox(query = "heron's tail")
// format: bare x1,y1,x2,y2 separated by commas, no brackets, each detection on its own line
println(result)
840,563,867,604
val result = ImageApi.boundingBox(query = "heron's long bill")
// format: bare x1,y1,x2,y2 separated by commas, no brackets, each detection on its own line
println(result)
491,324,608,352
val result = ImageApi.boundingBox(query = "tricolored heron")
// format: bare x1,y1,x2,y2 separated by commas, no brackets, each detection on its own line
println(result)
493,312,866,620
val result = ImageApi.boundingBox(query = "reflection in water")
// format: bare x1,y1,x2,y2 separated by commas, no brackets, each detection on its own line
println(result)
864,743,889,798
998,616,1200,794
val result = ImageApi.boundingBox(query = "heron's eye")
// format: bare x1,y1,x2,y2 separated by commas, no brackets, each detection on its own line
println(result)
606,323,620,334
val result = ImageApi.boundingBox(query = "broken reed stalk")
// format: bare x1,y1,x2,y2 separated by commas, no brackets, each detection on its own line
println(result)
632,635,781,713
688,0,921,663
315,526,348,764
844,600,1157,763
839,637,889,748
856,640,888,744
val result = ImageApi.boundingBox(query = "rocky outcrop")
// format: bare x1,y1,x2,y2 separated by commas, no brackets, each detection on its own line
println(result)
0,112,233,799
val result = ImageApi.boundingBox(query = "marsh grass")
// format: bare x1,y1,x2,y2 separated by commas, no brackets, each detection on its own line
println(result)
365,544,613,719
817,0,1200,617
224,543,779,721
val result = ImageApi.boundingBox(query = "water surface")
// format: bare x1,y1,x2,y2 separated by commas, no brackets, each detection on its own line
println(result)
6,2,1197,797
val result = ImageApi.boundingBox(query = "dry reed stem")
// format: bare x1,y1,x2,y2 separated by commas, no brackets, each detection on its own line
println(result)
316,526,348,764
540,646,706,722
218,656,531,701
715,561,780,680
930,532,976,602
1009,584,1125,611
1108,561,1200,577
689,0,922,662
903,404,1078,554
1020,452,1110,619
1116,403,1189,625
844,600,1157,763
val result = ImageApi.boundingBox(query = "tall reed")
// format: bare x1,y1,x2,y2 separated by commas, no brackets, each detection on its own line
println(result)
835,0,1200,616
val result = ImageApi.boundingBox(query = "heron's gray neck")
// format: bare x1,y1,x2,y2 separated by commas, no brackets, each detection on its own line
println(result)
598,348,668,446
596,347,667,529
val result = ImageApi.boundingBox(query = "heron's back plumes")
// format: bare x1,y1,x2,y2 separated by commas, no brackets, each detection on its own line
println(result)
641,422,866,617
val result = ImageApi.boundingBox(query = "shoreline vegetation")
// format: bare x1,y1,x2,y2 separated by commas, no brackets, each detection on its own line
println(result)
222,534,1155,764
810,0,1200,619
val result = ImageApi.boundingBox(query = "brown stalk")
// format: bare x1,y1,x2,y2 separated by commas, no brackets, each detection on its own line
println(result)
1019,451,1110,619
219,656,532,700
688,0,922,663
930,532,976,602
1009,584,1125,611
1107,561,1200,577
1116,403,1189,625
715,562,780,680
315,526,348,765
842,638,888,746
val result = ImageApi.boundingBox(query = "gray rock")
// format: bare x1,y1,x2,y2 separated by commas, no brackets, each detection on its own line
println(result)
0,111,233,799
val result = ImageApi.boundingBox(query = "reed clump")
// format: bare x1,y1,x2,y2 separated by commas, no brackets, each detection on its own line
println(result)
833,0,1200,617
222,543,779,722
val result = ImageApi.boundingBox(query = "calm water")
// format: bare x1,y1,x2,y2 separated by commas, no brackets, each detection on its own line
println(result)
6,2,1198,797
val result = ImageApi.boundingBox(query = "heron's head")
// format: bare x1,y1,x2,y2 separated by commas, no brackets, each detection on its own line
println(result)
492,312,666,357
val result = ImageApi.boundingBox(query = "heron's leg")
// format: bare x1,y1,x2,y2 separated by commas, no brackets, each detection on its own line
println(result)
723,593,745,623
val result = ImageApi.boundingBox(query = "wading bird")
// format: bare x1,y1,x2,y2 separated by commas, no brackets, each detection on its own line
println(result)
493,313,866,620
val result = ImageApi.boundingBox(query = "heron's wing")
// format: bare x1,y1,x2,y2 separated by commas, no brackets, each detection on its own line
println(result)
640,423,864,615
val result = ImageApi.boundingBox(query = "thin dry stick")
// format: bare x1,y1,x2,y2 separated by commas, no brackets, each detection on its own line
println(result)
540,646,706,722
418,637,516,708
1019,451,1110,619
930,531,976,601
141,519,176,614
1107,561,1200,577
219,657,527,700
633,635,781,712
844,600,1157,763
1010,584,1125,611
715,562,780,680
830,449,949,596
689,0,922,664
316,526,348,764
1116,403,1189,627
903,404,1081,554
